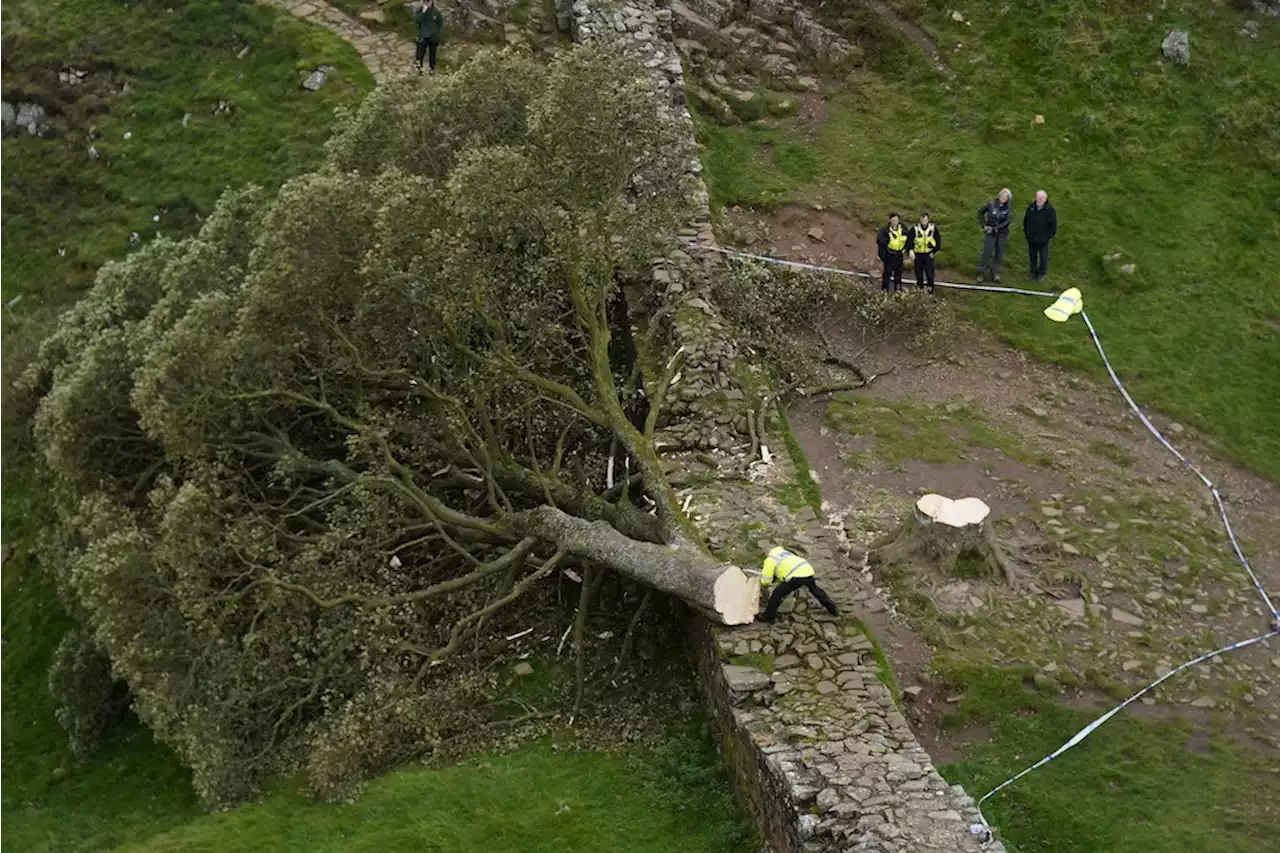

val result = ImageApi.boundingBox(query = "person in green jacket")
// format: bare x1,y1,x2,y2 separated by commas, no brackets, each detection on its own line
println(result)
414,0,444,74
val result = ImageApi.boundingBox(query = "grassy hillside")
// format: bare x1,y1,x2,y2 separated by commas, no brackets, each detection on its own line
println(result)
115,737,750,853
937,665,1280,853
697,0,1280,479
2,0,375,848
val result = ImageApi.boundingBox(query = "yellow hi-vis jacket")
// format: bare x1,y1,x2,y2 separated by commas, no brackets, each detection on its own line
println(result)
912,223,937,254
761,547,815,586
1044,287,1083,323
886,226,907,252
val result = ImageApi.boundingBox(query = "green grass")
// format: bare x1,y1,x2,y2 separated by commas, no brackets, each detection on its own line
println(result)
1,0,373,382
115,730,752,853
773,404,824,513
936,664,1280,853
695,0,1280,479
825,393,1047,468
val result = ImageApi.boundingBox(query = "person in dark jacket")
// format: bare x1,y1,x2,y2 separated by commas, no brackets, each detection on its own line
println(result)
876,212,908,293
906,209,941,292
976,188,1012,283
1023,190,1057,280
414,0,444,74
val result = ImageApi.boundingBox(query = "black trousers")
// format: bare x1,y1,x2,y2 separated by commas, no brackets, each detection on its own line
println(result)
881,252,904,292
914,253,936,290
761,577,840,621
415,39,439,71
1028,241,1049,279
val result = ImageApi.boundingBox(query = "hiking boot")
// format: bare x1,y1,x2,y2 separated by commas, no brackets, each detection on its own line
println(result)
993,274,1001,283
976,272,985,283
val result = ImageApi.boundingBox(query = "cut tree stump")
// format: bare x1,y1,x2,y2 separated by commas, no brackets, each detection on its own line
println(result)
870,493,1017,584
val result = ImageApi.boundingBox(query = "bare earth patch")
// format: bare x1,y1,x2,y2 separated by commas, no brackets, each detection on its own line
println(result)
787,321,1280,760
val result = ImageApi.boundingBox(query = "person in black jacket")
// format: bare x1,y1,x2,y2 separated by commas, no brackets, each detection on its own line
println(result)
976,188,1012,283
876,212,908,292
1023,190,1058,281
906,210,941,292
414,0,444,74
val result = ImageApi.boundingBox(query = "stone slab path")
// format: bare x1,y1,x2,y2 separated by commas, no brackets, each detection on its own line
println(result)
262,0,415,83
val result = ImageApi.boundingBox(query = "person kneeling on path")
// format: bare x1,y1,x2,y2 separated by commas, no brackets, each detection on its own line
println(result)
907,209,941,292
758,546,840,623
414,0,444,75
976,188,1012,283
876,212,908,293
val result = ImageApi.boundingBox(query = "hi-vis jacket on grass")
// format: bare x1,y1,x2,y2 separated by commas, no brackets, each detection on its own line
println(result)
1044,287,1083,322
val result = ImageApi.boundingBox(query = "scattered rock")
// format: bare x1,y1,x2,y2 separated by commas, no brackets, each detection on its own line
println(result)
1033,672,1062,694
1110,607,1144,626
1161,29,1190,66
1155,662,1173,678
1168,422,1185,435
302,66,336,91
359,8,386,22
1119,263,1136,275
1032,113,1045,125
816,680,838,695
1122,659,1141,672
1190,696,1214,709
1239,20,1259,38
903,685,924,700
1040,505,1062,517
950,10,965,22
513,662,534,676
723,664,771,692
1061,542,1081,556
816,787,841,813
806,226,825,242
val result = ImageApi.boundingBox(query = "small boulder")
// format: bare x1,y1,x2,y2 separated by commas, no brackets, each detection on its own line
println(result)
1161,29,1190,66
513,662,534,676
723,664,771,692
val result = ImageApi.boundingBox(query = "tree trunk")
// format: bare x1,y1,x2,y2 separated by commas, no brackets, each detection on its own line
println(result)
524,505,760,625
870,494,1015,584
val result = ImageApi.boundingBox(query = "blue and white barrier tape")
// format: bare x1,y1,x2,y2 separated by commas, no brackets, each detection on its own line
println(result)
706,243,1279,840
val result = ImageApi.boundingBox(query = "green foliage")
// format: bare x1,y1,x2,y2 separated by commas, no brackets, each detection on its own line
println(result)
20,44,697,809
936,664,1280,853
695,0,1280,479
47,630,131,762
714,260,954,387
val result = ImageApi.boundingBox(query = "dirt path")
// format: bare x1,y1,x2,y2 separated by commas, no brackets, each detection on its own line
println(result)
786,319,1280,753
261,0,415,83
870,1,951,78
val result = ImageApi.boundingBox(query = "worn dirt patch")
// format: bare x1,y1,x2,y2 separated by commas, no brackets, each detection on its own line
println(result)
723,204,880,272
785,319,1280,765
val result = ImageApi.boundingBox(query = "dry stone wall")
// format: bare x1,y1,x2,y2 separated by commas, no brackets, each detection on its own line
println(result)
571,0,753,451
570,3,1003,849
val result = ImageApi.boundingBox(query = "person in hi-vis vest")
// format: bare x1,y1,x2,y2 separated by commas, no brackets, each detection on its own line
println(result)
758,545,841,623
876,212,908,293
907,210,941,292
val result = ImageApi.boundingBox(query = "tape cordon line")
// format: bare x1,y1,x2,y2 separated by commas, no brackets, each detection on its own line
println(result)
705,244,1279,843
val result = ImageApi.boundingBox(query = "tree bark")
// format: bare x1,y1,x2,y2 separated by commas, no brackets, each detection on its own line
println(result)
523,505,759,625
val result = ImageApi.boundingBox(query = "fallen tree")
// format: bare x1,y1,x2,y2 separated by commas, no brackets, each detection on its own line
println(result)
20,45,756,806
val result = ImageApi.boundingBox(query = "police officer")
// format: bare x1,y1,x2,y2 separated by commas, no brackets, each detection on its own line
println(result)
876,212,908,292
758,545,841,623
907,209,941,292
